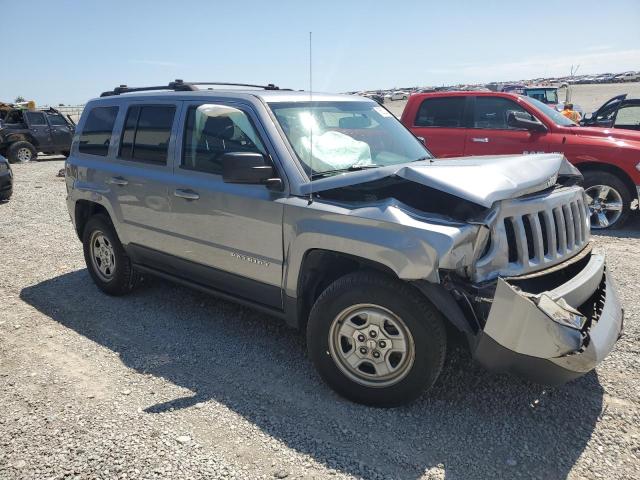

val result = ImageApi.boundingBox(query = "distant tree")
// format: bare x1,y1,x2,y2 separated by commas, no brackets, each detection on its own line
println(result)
14,96,26,103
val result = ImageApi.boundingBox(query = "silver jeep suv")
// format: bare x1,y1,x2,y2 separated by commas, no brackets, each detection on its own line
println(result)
65,80,623,406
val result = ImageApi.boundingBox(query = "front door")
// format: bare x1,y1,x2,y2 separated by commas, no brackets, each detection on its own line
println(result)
46,113,73,151
24,111,53,151
165,101,285,308
464,96,550,156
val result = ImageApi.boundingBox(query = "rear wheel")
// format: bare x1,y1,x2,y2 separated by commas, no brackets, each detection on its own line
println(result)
82,215,139,295
7,141,37,163
582,171,631,229
307,271,446,407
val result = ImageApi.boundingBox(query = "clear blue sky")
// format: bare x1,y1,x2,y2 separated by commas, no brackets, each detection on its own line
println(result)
3,0,639,105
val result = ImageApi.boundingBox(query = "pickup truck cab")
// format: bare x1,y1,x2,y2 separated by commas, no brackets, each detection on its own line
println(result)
65,81,623,406
401,91,640,229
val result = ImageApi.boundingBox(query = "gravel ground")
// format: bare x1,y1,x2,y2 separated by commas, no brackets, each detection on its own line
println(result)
1,160,639,480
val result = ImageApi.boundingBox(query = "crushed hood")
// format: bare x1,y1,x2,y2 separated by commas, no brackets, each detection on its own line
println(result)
299,153,565,208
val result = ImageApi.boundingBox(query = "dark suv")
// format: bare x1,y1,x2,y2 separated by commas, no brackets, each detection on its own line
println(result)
0,107,75,162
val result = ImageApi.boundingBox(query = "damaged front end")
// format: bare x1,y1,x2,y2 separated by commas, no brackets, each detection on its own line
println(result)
469,247,623,385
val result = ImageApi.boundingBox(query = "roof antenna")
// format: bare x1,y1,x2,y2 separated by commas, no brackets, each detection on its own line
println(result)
308,31,314,205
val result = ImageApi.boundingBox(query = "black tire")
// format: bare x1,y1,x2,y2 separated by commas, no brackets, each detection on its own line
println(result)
7,141,37,163
307,271,446,407
582,170,632,229
0,189,12,201
82,214,139,295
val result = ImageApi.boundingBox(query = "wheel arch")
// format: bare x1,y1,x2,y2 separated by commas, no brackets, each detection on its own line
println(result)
74,200,112,241
6,133,38,148
285,249,473,338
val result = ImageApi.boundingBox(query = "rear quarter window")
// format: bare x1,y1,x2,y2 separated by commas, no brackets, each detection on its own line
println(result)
79,106,119,156
414,97,466,127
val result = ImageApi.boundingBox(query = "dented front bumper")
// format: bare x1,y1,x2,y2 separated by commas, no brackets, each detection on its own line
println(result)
473,250,623,385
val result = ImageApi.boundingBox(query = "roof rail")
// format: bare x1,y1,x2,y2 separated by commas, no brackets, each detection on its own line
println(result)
100,79,284,97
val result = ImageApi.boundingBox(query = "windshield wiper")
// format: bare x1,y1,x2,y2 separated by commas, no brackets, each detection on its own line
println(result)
412,156,433,163
311,164,381,179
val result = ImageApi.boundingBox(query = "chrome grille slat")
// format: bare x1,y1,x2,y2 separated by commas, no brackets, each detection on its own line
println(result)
555,206,567,254
528,213,544,263
542,210,557,258
474,186,591,282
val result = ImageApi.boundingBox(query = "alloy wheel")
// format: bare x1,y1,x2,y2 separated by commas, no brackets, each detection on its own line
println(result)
17,147,32,162
585,184,623,229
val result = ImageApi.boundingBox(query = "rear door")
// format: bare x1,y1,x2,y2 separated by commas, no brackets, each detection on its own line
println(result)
24,111,53,150
464,96,550,155
587,94,626,128
409,96,467,157
113,102,180,252
46,113,73,151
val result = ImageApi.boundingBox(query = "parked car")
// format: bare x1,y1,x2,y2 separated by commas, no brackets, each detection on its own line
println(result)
65,80,622,406
0,107,75,163
401,91,640,229
385,91,409,101
0,154,13,201
614,72,640,82
581,94,640,131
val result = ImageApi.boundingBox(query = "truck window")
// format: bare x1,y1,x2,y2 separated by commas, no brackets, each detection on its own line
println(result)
25,111,47,125
47,114,67,126
614,105,640,127
120,105,176,165
473,97,533,129
415,97,465,127
79,106,119,156
181,104,266,175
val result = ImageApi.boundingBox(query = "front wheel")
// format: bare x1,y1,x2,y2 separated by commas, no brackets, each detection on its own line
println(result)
7,141,37,163
307,271,446,407
582,171,631,229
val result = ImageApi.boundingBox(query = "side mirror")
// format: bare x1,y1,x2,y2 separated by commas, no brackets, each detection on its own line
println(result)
222,152,278,186
507,111,547,132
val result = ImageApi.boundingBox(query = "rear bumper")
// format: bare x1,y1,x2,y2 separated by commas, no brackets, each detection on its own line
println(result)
473,251,623,385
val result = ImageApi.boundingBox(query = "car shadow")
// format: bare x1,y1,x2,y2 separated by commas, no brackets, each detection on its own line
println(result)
21,270,604,480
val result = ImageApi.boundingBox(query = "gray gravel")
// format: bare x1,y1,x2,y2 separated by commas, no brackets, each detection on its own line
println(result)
1,160,639,480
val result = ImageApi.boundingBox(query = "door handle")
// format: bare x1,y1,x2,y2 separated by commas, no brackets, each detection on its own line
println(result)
174,189,200,201
471,137,489,143
107,176,128,186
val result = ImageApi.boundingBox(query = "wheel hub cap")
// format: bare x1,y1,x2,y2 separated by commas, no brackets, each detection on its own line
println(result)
328,304,415,387
584,185,623,229
90,231,116,281
17,148,32,162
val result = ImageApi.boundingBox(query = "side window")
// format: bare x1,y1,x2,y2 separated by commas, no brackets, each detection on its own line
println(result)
47,114,67,126
25,111,47,125
181,104,267,175
414,97,465,127
79,106,119,156
614,105,640,127
119,105,176,164
473,97,533,129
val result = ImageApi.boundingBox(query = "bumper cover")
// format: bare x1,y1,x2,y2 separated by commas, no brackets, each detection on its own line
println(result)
474,251,623,385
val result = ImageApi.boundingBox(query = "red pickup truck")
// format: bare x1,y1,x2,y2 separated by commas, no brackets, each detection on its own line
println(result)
401,91,640,229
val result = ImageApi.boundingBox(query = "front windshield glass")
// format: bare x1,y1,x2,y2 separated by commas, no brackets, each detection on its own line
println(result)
525,88,558,104
268,101,432,178
521,96,576,126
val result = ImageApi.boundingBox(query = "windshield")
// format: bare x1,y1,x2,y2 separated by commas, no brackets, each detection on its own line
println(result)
525,88,558,104
268,101,432,178
520,96,577,126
